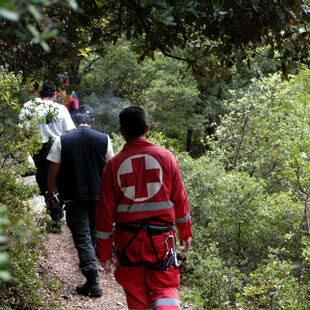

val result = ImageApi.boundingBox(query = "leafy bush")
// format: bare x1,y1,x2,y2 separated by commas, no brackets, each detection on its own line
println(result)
178,152,303,272
236,253,310,309
181,242,243,310
80,43,205,155
139,52,202,153
174,146,306,308
0,169,61,309
0,68,59,309
80,38,142,99
212,73,310,193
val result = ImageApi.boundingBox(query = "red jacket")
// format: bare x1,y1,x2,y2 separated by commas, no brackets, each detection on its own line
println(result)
55,91,79,115
96,139,192,262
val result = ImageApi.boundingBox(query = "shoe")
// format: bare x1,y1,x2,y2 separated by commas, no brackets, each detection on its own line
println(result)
76,282,103,297
77,270,103,297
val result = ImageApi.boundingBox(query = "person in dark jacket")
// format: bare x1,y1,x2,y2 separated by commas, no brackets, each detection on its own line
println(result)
46,105,114,297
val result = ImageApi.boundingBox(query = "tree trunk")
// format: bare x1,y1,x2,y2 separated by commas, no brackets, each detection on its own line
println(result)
186,129,193,154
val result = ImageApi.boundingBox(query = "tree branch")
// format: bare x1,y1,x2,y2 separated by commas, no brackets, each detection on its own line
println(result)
233,115,249,169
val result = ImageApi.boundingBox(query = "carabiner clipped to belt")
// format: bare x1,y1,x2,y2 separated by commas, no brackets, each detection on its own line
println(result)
164,235,181,268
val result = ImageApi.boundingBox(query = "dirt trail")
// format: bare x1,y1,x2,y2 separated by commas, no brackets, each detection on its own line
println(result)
23,175,127,310
39,218,127,310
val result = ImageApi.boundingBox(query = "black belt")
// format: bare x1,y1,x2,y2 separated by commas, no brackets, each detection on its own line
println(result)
117,222,172,236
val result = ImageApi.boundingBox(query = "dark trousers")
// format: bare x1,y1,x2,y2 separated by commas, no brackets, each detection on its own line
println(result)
65,200,98,275
32,143,51,195
33,142,63,222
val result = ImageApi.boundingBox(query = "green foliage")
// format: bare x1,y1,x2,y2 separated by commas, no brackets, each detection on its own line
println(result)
0,0,81,78
2,233,50,309
211,72,310,192
147,131,180,154
80,44,204,154
175,69,310,307
138,53,203,153
0,67,41,176
0,169,59,309
109,133,125,154
80,39,142,99
281,71,310,237
301,238,310,283
236,253,310,309
0,0,77,47
212,69,310,241
178,153,303,273
79,39,285,158
181,242,243,310
99,1,310,79
0,68,59,308
0,206,10,281
1,0,310,81
79,39,141,134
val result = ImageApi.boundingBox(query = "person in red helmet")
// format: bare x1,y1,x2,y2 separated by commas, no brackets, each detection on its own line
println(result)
96,106,192,310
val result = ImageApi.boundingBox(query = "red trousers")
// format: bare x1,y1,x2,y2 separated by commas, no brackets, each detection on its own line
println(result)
115,264,180,309
114,228,181,309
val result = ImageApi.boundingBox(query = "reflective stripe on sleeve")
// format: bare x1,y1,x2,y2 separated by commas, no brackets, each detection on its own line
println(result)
97,230,113,240
152,298,180,309
175,212,191,224
116,201,173,213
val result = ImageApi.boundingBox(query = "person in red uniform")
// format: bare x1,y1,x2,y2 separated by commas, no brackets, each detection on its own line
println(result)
96,106,192,310
55,74,79,115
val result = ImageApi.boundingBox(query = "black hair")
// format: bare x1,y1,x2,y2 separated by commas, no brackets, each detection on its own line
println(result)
73,105,95,125
39,81,56,98
119,106,147,139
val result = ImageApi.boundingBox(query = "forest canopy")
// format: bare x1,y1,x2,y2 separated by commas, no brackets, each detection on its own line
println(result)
1,0,310,80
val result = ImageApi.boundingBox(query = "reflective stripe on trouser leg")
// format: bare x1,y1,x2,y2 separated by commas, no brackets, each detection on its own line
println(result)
146,267,180,310
152,297,180,309
128,297,180,310
150,288,180,310
128,298,180,310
